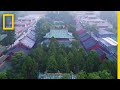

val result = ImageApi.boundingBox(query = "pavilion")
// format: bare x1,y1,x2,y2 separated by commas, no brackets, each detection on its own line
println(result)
43,21,74,47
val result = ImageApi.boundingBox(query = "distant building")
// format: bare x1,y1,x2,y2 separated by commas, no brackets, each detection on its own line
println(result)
80,11,113,30
96,29,115,38
18,17,35,22
95,21,113,30
53,21,66,29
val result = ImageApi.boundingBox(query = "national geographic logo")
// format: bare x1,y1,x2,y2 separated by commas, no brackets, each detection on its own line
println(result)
2,14,14,30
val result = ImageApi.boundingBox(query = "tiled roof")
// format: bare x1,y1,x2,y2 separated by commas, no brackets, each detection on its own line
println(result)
20,36,35,49
98,29,114,35
0,55,8,64
82,37,97,50
10,47,30,55
54,21,65,25
0,45,7,54
100,37,117,47
76,29,86,35
44,30,74,39
26,30,36,41
80,33,91,42
79,32,88,38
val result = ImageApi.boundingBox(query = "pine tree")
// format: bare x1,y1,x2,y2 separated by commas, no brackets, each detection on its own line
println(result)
0,72,7,79
85,51,100,73
57,54,69,73
47,55,58,73
21,56,38,79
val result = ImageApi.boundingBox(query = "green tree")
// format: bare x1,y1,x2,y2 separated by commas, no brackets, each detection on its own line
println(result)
76,70,87,79
67,24,78,39
98,70,113,79
35,18,52,43
29,45,46,72
77,70,113,79
87,70,113,79
71,40,80,49
87,72,101,79
67,47,83,73
0,72,7,79
99,60,117,78
6,52,38,79
61,74,70,79
67,51,74,72
21,56,38,79
47,55,58,73
2,30,15,46
77,48,86,72
57,54,69,73
85,50,100,73
6,52,26,79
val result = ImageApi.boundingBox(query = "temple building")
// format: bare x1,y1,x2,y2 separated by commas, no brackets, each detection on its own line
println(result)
7,27,36,55
77,29,117,61
77,29,106,60
95,29,115,38
43,21,74,47
0,15,41,71
9,15,38,39
53,21,66,29
99,37,117,60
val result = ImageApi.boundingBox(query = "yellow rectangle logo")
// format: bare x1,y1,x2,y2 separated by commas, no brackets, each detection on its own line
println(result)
118,11,120,79
3,14,14,30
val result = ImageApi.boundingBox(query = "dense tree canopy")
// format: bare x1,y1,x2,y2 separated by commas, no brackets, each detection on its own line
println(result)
1,31,15,46
28,38,116,79
6,52,38,79
77,70,113,79
35,18,52,43
0,72,7,79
